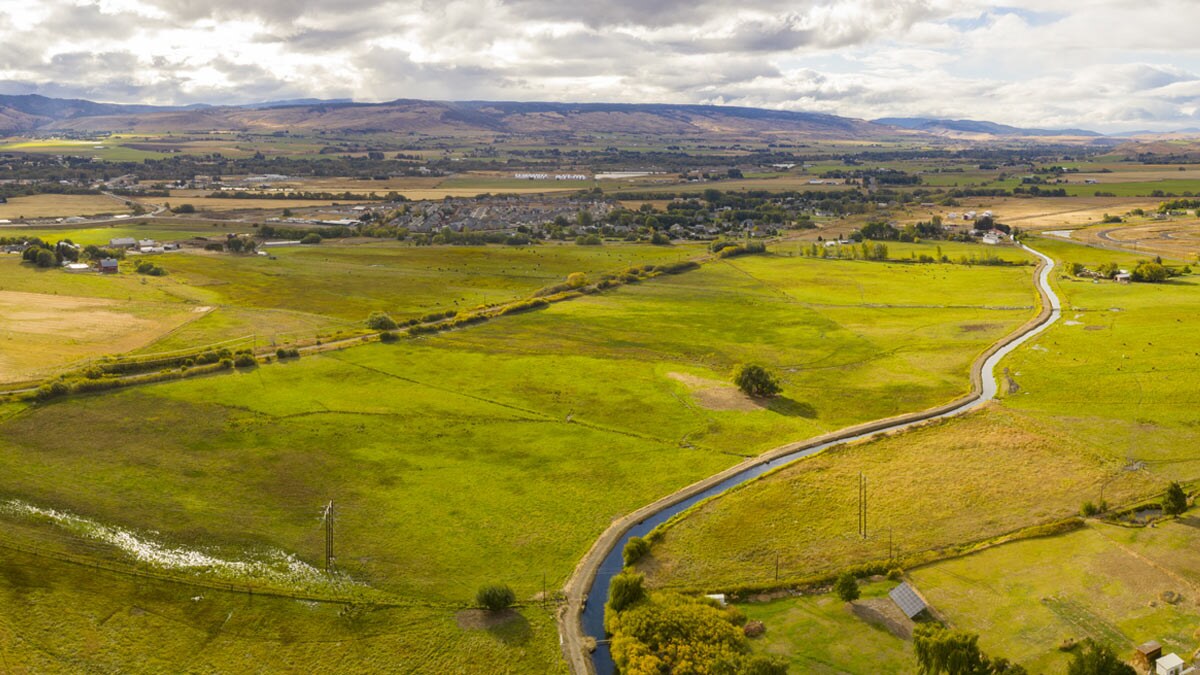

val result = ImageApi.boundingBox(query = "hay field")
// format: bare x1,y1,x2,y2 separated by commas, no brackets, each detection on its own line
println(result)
0,288,203,383
0,194,133,219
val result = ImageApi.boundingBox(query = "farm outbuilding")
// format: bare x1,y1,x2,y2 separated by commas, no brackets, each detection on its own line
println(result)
99,258,119,274
1136,641,1164,671
888,582,929,619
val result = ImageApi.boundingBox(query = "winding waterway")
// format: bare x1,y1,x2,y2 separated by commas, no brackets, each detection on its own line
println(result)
576,244,1061,674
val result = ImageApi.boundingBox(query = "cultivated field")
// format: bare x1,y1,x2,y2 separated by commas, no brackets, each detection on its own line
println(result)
0,194,133,219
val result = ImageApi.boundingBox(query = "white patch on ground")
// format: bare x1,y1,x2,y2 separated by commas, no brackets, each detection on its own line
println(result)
1064,320,1083,326
1043,230,1074,239
1,499,329,588
1031,344,1048,352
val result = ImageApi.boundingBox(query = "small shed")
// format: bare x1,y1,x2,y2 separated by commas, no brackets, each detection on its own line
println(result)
1157,653,1185,675
888,582,929,620
1115,273,1132,284
1135,641,1164,671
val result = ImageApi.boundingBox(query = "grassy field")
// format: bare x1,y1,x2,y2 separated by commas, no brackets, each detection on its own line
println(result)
0,194,133,219
731,518,1200,674
0,289,202,384
741,581,914,673
0,240,707,375
0,244,1038,602
912,520,1200,672
641,234,1200,606
0,545,565,673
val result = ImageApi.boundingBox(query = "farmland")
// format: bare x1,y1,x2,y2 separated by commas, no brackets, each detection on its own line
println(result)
0,240,1037,669
734,518,1200,674
0,194,133,219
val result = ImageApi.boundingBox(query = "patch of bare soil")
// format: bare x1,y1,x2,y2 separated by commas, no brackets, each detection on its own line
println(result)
668,372,761,411
455,608,520,631
850,597,915,640
960,323,1000,333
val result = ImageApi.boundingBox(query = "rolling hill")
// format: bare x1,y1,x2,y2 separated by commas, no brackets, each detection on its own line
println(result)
874,116,1103,138
0,95,905,139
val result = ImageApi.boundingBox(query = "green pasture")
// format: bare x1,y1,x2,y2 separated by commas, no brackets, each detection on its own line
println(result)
911,520,1200,672
642,234,1200,616
0,249,1036,606
0,545,565,673
740,581,914,674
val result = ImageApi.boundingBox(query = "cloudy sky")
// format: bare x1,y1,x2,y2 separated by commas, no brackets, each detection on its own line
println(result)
0,0,1198,132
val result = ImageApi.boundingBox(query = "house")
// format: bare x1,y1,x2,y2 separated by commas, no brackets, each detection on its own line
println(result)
1115,272,1132,284
109,237,137,249
99,258,119,274
888,582,930,620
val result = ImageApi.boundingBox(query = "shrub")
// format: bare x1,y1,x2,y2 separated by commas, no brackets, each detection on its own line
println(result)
275,348,300,359
379,331,399,343
366,311,398,330
623,536,651,567
1163,481,1189,516
135,260,166,276
743,620,766,638
35,381,70,401
219,358,234,369
1081,501,1099,517
233,353,257,368
575,234,602,246
204,242,224,251
475,584,515,611
300,232,322,245
734,364,782,398
887,568,904,581
834,572,859,602
650,231,671,245
175,203,196,214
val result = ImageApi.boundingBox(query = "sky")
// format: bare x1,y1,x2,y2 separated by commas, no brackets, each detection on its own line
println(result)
0,0,1198,132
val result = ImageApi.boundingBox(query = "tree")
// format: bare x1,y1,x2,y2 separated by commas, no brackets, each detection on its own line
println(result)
834,573,859,602
623,536,651,567
606,571,646,616
1131,261,1168,283
734,365,781,398
175,203,196,214
475,584,515,611
366,312,398,330
1163,481,1189,516
1066,640,1135,675
914,624,1027,675
300,232,322,245
34,248,55,268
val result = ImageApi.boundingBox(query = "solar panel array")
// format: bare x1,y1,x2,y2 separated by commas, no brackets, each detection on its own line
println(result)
888,582,928,619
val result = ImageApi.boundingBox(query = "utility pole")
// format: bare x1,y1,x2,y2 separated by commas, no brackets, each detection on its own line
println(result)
322,501,335,573
858,473,868,540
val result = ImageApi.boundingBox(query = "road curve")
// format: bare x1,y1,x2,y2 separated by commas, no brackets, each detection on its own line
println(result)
557,243,1061,675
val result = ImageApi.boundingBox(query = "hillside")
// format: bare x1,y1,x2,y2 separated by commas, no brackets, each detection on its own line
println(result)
875,116,1103,138
0,95,906,139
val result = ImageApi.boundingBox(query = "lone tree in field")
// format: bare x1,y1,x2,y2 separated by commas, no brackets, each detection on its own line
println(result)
1163,481,1189,516
475,584,515,611
834,572,859,602
735,364,782,398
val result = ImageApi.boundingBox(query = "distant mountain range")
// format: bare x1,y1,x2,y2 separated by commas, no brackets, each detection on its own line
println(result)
873,117,1104,138
0,93,1160,141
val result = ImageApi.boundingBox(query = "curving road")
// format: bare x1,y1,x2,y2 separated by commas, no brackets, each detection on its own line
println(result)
557,243,1062,675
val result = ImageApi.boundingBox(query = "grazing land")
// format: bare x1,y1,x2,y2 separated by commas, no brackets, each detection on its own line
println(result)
0,242,1035,668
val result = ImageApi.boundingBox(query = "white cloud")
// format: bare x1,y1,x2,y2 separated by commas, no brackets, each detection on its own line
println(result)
0,0,1199,131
